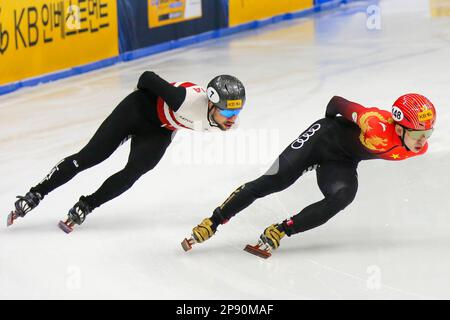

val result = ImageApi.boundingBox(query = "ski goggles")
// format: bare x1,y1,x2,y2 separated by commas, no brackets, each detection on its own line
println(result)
218,108,242,118
405,128,433,140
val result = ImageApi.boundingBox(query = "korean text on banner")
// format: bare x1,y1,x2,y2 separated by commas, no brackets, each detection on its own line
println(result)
0,0,118,86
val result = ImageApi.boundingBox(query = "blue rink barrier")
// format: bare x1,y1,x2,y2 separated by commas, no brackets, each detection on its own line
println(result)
0,0,361,96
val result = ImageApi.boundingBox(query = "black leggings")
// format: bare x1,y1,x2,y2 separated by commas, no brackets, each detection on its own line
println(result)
214,118,359,236
31,90,173,209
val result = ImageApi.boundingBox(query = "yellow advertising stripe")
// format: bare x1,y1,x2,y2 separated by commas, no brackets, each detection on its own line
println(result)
0,0,118,86
229,0,314,27
430,0,450,17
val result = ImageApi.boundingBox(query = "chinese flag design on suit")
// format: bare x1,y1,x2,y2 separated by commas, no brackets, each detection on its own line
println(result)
328,96,428,161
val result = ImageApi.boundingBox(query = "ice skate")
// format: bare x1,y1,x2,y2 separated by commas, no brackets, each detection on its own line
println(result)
244,224,285,259
182,218,216,251
58,198,92,234
7,191,42,227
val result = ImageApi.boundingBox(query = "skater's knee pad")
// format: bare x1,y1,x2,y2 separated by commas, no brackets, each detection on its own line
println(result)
243,182,263,198
326,186,357,211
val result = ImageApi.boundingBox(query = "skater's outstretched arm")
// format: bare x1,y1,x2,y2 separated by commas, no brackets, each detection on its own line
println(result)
325,96,366,121
325,96,391,135
137,71,186,111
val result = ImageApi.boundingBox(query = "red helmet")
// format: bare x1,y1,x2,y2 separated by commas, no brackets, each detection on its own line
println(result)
392,94,436,130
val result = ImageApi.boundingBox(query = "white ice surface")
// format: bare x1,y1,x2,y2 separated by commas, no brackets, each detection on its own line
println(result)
1,0,450,299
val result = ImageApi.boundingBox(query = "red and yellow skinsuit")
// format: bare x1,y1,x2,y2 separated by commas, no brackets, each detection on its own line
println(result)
203,96,432,241
325,96,428,161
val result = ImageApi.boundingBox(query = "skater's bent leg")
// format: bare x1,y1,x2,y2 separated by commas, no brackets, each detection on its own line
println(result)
83,164,145,209
31,137,126,198
83,129,172,210
211,156,307,226
281,162,358,235
30,92,146,198
31,155,88,197
210,119,332,226
283,186,357,234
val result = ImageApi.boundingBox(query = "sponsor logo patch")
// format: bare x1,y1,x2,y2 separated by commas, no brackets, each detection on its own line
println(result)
226,100,242,109
291,123,321,150
418,109,433,122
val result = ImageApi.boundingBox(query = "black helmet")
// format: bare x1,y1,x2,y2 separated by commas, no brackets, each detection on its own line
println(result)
207,75,246,110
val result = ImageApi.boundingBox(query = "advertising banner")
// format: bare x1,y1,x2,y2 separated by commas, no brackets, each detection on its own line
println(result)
229,0,314,27
430,0,450,17
0,0,119,86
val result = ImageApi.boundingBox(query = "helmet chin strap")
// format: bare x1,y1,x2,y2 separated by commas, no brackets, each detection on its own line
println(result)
207,105,220,128
400,126,411,151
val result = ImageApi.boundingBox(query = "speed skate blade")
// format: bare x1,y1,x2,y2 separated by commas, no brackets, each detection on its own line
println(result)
7,211,16,227
181,238,194,252
58,221,74,234
244,244,272,259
